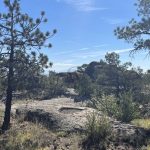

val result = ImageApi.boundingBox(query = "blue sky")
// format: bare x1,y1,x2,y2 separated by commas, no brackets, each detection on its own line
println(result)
0,0,150,72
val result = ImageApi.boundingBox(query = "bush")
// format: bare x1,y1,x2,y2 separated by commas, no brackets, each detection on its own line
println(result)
83,111,112,149
89,91,139,123
75,74,94,99
119,92,139,122
39,72,66,99
88,91,121,119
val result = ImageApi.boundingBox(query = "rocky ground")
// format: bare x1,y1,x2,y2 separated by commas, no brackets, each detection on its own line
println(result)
0,97,149,150
14,98,150,148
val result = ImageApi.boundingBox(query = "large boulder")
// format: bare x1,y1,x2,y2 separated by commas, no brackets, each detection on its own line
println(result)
13,97,148,148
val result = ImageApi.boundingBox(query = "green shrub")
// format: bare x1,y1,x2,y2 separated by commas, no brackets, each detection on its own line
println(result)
119,92,139,122
39,72,66,99
75,74,94,99
88,91,140,123
83,111,112,149
89,92,121,119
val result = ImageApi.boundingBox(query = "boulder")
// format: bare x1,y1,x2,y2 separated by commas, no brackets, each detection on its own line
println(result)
13,97,148,148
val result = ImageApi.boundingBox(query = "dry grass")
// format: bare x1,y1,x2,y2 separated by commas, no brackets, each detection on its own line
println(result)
140,144,150,150
147,145,150,150
0,120,82,150
83,112,112,149
131,119,150,150
0,122,55,150
0,101,82,150
146,145,150,150
131,119,150,129
0,108,4,126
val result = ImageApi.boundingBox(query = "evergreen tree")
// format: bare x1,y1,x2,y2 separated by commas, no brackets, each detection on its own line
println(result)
115,0,150,54
0,0,56,130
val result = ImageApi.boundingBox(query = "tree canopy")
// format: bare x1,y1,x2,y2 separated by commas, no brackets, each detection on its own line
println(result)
114,0,150,54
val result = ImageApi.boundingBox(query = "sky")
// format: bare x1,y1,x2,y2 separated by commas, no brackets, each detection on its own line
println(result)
0,0,150,72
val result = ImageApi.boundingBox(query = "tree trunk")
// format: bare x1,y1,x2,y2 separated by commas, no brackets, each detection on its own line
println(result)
1,85,13,131
1,11,14,131
1,51,14,131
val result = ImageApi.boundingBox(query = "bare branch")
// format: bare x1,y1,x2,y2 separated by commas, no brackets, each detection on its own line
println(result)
0,24,10,31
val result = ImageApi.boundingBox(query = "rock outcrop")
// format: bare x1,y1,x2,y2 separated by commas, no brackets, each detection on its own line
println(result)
13,97,148,149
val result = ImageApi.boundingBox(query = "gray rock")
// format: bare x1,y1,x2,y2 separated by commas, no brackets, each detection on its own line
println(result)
13,97,148,148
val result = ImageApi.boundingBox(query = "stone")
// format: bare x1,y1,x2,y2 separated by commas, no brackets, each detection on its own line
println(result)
12,97,148,148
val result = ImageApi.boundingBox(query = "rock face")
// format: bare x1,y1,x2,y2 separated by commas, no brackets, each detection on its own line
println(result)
13,97,148,148
112,121,147,147
16,106,93,132
14,98,93,131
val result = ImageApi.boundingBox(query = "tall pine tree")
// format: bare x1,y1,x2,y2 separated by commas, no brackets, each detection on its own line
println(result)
0,0,56,131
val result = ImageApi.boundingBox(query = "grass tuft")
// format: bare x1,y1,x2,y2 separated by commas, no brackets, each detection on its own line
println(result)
131,119,150,129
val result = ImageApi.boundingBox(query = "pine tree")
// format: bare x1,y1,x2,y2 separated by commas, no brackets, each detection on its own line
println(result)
0,0,56,131
114,0,150,54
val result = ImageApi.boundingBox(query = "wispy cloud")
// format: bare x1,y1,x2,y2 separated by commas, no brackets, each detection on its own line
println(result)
79,47,89,51
93,44,108,48
53,46,133,60
56,0,108,12
51,48,133,72
73,51,104,59
52,44,108,57
109,48,133,54
73,48,133,59
52,47,90,56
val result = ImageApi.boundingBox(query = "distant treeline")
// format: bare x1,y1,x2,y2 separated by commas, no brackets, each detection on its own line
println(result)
63,52,150,105
0,52,150,105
